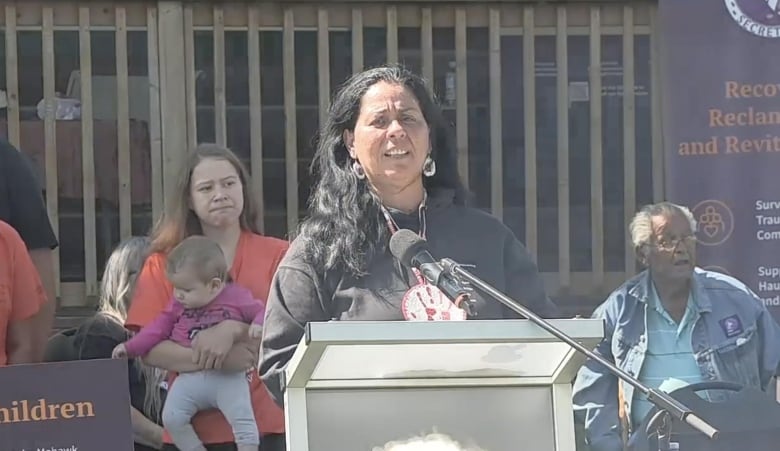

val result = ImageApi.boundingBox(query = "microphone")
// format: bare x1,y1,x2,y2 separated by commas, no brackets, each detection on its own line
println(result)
390,229,719,445
389,229,477,317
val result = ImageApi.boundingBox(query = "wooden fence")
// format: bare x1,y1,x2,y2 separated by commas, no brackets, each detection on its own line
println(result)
0,1,663,310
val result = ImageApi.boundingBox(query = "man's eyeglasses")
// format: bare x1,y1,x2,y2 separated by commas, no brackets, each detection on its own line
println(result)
653,235,696,251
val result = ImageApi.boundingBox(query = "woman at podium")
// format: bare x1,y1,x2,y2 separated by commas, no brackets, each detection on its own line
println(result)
259,65,561,405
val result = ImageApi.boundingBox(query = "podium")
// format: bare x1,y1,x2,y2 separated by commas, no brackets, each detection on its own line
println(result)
283,319,604,451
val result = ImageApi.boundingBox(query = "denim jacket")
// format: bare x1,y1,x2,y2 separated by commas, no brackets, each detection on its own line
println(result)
572,268,780,451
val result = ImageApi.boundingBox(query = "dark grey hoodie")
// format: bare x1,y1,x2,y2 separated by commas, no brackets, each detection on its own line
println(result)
259,189,561,405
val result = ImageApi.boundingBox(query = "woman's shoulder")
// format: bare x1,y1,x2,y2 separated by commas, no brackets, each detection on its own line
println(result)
142,251,168,269
243,231,290,253
275,235,311,268
272,235,331,283
45,313,128,362
439,204,513,235
77,313,130,341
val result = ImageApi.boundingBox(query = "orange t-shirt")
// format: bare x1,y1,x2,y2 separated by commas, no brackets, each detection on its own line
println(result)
126,231,289,444
0,220,47,366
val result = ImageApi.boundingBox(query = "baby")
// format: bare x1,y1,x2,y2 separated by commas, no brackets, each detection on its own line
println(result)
113,235,263,451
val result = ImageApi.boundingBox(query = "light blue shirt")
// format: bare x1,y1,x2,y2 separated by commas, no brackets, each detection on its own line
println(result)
631,284,704,426
572,268,780,451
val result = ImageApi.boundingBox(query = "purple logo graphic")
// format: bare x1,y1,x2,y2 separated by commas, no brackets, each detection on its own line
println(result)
692,200,734,246
725,0,780,37
719,315,745,338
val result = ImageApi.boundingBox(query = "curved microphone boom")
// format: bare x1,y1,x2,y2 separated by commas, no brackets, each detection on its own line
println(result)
389,229,477,317
389,229,719,448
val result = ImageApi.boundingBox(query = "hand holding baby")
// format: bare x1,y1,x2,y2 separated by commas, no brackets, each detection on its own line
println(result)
249,324,263,339
112,343,128,359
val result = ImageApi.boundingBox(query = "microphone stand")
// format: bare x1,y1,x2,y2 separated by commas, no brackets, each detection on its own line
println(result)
440,258,719,450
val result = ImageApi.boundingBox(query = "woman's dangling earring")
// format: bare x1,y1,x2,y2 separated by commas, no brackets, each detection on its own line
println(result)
352,160,366,180
422,155,436,177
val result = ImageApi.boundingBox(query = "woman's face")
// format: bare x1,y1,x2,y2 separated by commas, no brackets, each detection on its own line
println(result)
188,157,244,229
343,81,431,195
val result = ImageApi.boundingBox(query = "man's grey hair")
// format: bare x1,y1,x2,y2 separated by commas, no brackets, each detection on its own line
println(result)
629,202,697,253
374,433,485,451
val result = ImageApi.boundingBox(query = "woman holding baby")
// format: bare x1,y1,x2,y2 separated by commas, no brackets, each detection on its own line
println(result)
126,143,289,451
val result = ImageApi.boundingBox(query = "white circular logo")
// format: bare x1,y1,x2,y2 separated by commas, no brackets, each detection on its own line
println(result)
725,0,780,38
401,284,467,321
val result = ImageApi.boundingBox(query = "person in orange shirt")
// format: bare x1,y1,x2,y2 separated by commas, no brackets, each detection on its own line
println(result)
126,144,289,451
0,219,47,366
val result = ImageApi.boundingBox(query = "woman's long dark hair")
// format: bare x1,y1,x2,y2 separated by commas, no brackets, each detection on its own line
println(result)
298,65,467,277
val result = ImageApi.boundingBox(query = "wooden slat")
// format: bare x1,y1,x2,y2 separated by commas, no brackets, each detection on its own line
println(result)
60,282,86,309
184,5,197,151
283,8,299,233
455,8,469,185
12,3,148,27
79,7,97,297
396,5,420,27
502,25,652,37
420,7,434,85
489,8,503,220
361,5,385,28
248,5,265,232
523,7,538,257
589,6,604,290
42,7,60,298
4,5,20,148
386,5,398,64
158,5,189,202
650,5,664,202
318,8,330,127
147,6,164,221
556,6,571,290
351,8,363,74
213,5,227,147
622,5,636,277
325,5,351,28
115,6,132,240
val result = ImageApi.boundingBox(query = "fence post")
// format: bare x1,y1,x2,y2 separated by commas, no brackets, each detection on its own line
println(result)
156,1,189,205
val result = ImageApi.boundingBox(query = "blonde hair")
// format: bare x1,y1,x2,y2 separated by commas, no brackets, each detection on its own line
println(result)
97,236,151,323
375,433,485,451
96,236,165,421
149,143,261,254
166,235,228,283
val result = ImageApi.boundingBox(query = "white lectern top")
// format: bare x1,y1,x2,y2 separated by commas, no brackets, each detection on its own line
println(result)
285,319,603,390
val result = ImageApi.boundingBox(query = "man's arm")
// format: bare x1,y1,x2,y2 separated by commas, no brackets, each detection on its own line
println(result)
28,248,56,356
755,299,780,389
3,221,48,364
7,316,39,365
141,335,259,373
572,299,624,451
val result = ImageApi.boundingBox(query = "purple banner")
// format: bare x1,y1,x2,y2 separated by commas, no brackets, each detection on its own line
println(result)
0,359,133,451
659,0,780,317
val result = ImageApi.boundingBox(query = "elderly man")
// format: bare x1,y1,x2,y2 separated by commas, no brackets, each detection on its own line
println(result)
573,202,780,451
